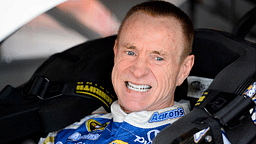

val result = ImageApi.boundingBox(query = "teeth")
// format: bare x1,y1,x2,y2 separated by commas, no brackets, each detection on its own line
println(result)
125,82,152,92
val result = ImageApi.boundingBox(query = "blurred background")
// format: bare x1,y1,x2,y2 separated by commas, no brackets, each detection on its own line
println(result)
0,0,256,90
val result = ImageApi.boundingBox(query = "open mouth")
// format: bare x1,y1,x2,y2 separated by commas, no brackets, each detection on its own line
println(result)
125,81,152,92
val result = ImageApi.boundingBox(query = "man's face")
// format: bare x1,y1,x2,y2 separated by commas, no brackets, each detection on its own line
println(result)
112,12,193,113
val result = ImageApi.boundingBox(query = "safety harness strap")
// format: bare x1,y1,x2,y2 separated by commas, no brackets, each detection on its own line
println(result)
203,117,223,144
225,116,256,144
24,76,115,111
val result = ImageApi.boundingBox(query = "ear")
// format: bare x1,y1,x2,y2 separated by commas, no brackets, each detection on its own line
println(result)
114,39,118,55
113,39,118,62
176,55,195,86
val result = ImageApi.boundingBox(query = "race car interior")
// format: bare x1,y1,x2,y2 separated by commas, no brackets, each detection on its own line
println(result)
0,1,256,144
0,28,255,144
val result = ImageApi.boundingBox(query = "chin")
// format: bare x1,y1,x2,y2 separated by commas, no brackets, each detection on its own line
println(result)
119,99,148,113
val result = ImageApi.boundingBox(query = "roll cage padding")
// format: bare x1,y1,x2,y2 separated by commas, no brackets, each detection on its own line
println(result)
232,6,256,39
191,29,256,94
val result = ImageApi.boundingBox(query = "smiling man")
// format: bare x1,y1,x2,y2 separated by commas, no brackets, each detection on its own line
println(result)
39,1,194,144
112,8,194,113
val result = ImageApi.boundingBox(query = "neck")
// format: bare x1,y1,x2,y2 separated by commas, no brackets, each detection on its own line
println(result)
119,100,175,114
120,105,132,114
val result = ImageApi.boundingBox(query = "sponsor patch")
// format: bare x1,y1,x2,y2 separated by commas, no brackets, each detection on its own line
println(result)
134,129,159,144
86,119,109,132
149,108,184,123
110,140,128,144
76,82,115,108
251,105,256,124
68,132,100,141
244,82,256,98
195,91,208,107
43,136,55,144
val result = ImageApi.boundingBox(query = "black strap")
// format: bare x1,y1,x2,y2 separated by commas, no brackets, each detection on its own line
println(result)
225,112,256,144
24,76,116,111
0,85,31,106
203,117,223,144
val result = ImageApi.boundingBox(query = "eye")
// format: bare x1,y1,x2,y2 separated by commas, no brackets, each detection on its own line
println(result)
126,51,135,56
155,57,164,61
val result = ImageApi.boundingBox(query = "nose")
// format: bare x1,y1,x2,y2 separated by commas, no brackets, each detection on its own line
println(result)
130,57,149,78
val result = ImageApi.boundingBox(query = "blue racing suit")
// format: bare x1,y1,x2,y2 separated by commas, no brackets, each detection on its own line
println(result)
39,101,190,144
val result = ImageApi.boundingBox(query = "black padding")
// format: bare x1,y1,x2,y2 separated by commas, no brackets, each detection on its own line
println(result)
191,29,256,94
0,102,43,144
33,35,116,86
174,79,188,102
31,35,118,131
232,7,256,38
40,96,100,132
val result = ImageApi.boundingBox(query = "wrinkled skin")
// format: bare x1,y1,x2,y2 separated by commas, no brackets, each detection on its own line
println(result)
112,12,194,113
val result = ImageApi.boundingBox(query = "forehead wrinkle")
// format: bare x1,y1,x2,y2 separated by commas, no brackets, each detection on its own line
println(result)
119,13,183,60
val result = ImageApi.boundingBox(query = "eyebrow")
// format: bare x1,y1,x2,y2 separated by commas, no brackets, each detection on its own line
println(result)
122,43,136,49
152,50,167,57
127,46,136,49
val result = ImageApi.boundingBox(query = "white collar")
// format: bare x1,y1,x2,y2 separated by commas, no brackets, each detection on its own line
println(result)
110,101,190,128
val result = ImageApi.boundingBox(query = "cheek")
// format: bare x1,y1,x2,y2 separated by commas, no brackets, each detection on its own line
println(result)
153,64,179,92
153,67,168,86
111,63,123,98
112,58,130,75
112,62,122,85
111,59,130,86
